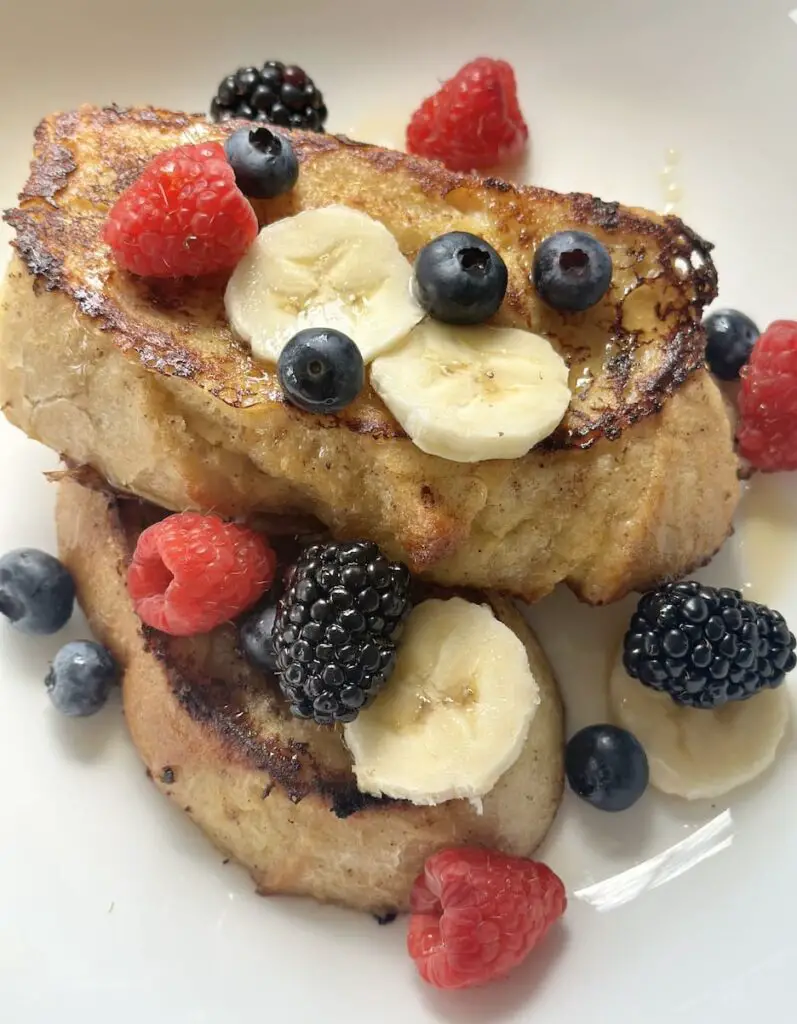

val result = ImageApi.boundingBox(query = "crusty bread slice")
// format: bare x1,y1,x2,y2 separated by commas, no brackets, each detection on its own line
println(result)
55,472,564,914
1,105,739,603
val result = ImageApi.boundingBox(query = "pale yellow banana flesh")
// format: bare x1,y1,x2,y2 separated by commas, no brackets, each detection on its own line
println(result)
344,597,540,806
370,320,571,462
609,656,790,800
225,205,423,364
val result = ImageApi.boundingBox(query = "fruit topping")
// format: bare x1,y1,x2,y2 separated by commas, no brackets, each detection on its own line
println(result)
369,321,571,462
407,848,566,989
565,723,649,811
344,598,540,805
240,603,279,674
610,652,790,800
224,126,299,199
704,308,759,381
623,581,796,709
278,328,364,414
225,206,423,364
128,513,276,636
532,230,613,312
272,541,411,725
737,319,797,471
210,61,327,131
46,640,117,717
0,549,75,635
103,142,258,278
406,57,528,172
413,232,508,325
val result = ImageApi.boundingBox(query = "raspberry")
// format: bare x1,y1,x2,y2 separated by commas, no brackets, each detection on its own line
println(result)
102,142,258,277
406,58,528,173
737,320,797,472
407,848,566,990
128,513,276,636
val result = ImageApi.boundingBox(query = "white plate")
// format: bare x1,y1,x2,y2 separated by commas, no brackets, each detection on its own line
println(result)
1,1,796,1020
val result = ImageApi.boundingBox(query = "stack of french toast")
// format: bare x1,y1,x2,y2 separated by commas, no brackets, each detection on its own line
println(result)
0,105,739,914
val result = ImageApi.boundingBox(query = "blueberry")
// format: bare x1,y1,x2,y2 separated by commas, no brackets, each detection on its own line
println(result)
703,309,760,381
278,328,364,414
413,232,508,325
0,548,75,635
240,604,279,673
565,724,649,812
532,230,613,312
224,126,299,199
45,641,117,717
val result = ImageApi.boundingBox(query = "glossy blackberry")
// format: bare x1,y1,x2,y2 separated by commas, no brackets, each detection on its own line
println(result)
211,62,327,132
272,541,412,724
623,581,796,709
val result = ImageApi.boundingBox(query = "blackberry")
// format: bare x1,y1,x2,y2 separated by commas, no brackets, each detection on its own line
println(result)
211,62,328,132
272,541,412,724
623,581,796,709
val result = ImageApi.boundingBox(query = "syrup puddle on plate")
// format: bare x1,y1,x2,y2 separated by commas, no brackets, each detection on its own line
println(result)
529,468,796,900
660,147,684,216
737,473,797,601
343,109,409,151
527,586,741,897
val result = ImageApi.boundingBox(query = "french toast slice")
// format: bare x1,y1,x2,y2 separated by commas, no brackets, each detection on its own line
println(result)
55,470,564,914
2,106,739,602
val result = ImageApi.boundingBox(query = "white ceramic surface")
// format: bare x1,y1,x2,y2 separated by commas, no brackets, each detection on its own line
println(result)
1,1,796,1020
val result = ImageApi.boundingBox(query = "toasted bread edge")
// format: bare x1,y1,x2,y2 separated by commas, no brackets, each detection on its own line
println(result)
55,473,564,913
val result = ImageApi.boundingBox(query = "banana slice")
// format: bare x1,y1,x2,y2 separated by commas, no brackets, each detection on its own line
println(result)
609,652,790,800
225,205,423,364
369,320,571,462
343,597,540,805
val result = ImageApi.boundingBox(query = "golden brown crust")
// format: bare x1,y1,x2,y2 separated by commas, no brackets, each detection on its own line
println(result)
6,104,717,448
55,474,564,913
1,253,740,600
1,106,739,600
